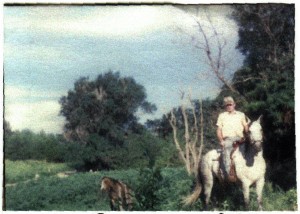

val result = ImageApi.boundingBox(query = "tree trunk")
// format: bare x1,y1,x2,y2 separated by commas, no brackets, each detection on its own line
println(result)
169,95,204,176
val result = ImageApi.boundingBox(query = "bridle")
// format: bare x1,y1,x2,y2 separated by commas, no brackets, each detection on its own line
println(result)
248,129,263,152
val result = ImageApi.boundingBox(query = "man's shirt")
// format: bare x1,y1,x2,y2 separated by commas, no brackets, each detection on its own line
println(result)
216,111,247,138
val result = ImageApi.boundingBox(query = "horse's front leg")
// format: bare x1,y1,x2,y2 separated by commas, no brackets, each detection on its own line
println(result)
256,178,265,211
119,204,125,211
242,182,250,209
110,199,116,211
118,198,125,211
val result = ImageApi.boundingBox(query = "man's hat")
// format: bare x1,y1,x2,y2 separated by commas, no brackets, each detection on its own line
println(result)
224,96,235,105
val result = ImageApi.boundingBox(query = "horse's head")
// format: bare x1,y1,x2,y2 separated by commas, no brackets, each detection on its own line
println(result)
248,115,263,152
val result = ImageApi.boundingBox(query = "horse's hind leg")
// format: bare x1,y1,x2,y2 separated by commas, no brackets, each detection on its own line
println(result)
256,178,265,211
203,174,214,209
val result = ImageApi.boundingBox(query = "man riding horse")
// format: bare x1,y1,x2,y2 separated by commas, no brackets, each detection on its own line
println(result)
216,96,249,181
184,100,265,209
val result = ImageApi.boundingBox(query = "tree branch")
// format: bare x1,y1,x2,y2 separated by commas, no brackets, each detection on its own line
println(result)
197,98,204,176
168,110,187,166
181,99,191,173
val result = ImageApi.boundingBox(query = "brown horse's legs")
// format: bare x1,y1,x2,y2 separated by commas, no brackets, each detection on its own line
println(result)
110,199,116,211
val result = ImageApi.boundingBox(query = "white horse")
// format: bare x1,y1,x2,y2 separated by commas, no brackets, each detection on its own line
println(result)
184,116,266,210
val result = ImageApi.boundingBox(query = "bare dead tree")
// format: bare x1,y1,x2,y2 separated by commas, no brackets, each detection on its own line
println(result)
192,12,241,95
174,6,249,100
168,92,204,176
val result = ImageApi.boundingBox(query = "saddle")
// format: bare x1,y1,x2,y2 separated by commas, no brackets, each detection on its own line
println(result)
219,138,245,182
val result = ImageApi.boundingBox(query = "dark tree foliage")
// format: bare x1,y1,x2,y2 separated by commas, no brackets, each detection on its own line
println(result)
58,71,157,170
191,98,220,152
146,110,184,140
145,116,173,139
231,4,295,189
233,4,294,69
5,130,66,162
4,120,12,138
59,71,156,145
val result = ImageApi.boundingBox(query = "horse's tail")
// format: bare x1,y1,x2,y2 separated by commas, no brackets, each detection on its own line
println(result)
182,168,203,206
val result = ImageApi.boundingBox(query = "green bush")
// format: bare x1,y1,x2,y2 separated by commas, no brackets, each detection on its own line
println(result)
133,167,202,211
133,167,164,210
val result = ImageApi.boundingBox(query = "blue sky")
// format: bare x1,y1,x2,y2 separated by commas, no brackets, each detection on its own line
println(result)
4,5,244,133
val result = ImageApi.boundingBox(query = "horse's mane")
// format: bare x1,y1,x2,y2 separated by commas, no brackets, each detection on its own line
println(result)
102,176,120,185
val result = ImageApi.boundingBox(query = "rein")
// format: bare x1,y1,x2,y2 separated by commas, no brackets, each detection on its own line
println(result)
227,138,246,182
233,138,246,148
230,138,246,159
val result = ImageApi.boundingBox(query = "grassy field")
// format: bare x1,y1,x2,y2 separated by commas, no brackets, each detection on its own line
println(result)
4,160,297,211
5,160,72,184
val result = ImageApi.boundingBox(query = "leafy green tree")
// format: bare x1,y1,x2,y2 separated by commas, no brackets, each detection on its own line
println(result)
145,117,173,139
146,111,182,140
5,130,33,160
59,71,156,145
4,119,12,138
4,119,13,161
5,129,67,162
59,71,157,170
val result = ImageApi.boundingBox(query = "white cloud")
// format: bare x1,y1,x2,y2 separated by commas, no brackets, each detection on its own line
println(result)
4,85,65,100
5,100,65,134
4,5,236,39
4,6,179,38
4,86,66,133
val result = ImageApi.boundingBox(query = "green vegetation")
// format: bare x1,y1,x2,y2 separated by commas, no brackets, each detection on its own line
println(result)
4,128,178,171
6,170,110,210
5,161,297,211
4,130,66,163
5,160,72,184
